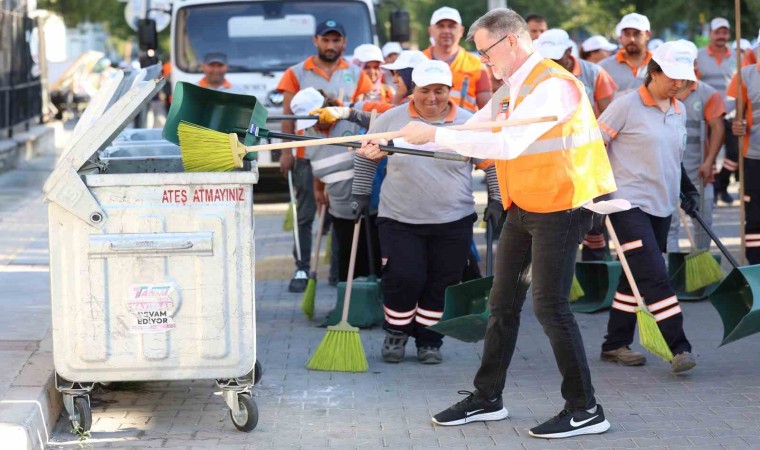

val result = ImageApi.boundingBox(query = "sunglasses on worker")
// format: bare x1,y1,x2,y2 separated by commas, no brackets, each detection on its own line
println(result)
477,34,511,60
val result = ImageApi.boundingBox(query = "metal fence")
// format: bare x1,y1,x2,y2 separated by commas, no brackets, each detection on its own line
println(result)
1,5,42,138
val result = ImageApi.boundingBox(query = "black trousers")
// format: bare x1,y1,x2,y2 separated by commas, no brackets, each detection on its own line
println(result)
602,209,691,355
377,214,474,348
581,213,610,261
331,215,381,282
716,118,740,193
744,158,760,264
473,205,597,410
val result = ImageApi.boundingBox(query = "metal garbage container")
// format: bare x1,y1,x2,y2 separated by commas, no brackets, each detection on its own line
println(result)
43,79,261,433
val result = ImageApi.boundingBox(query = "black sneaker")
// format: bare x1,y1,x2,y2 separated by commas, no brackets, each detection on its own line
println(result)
529,404,610,439
288,270,308,293
719,190,735,205
432,391,508,426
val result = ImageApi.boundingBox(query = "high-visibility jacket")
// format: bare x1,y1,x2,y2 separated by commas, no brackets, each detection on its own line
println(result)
491,59,616,213
423,47,482,112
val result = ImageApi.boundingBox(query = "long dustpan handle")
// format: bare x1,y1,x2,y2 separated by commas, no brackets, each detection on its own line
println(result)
485,219,494,277
244,116,558,153
605,217,646,309
311,205,327,277
341,218,363,322
680,193,740,269
288,170,302,263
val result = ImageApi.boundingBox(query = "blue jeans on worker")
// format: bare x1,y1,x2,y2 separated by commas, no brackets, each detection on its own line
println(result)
473,204,597,410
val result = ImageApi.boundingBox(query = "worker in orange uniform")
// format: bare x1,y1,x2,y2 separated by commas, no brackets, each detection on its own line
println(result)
599,13,652,99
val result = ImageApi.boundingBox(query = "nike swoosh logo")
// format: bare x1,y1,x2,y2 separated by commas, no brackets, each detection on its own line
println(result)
570,415,598,427
465,409,485,416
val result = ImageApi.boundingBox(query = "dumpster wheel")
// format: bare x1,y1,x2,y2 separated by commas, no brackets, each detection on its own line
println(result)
230,393,258,432
71,396,92,433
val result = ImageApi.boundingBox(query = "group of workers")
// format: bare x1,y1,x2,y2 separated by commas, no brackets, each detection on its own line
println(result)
194,5,758,440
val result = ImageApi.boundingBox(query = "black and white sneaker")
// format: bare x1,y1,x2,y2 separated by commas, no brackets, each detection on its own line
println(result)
529,404,610,439
432,391,508,426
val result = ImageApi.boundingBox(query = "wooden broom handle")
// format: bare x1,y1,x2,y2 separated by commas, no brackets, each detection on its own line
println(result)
341,218,362,322
678,208,697,251
736,0,748,265
245,116,558,153
311,204,327,276
605,216,646,309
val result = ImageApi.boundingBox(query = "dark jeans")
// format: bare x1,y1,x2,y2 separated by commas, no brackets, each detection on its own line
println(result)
293,159,316,272
716,118,740,193
473,204,597,410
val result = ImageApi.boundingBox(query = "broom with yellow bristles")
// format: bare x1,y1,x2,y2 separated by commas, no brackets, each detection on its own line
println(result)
606,217,673,361
176,117,558,172
301,204,326,320
306,217,368,372
569,275,585,302
678,207,724,293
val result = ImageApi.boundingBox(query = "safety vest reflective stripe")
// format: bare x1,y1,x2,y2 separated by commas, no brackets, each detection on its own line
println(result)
522,127,603,156
310,151,354,171
320,169,354,184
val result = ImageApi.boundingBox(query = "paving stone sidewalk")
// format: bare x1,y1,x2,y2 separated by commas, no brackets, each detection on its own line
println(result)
46,270,760,449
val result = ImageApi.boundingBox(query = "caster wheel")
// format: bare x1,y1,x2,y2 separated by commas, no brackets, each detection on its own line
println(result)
254,360,263,385
230,393,258,432
70,396,92,433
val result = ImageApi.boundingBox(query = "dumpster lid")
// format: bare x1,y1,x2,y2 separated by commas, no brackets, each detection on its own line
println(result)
43,78,165,229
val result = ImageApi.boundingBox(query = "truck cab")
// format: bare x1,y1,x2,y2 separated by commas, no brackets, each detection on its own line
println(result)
169,0,380,186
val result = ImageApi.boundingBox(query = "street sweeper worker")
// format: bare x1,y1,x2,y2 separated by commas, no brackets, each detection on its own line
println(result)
668,42,726,253
289,87,380,281
599,13,652,99
390,8,617,439
351,59,502,366
352,44,395,103
424,6,492,112
596,41,698,373
276,19,374,293
580,35,618,64
198,52,238,92
727,49,760,263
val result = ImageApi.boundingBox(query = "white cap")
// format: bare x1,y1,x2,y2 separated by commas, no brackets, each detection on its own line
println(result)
648,38,664,51
352,44,384,64
290,87,324,131
710,17,730,31
734,38,752,51
381,42,403,58
381,50,428,70
677,39,699,59
412,60,453,87
581,35,617,52
430,6,462,25
618,13,650,32
534,29,571,60
652,41,697,82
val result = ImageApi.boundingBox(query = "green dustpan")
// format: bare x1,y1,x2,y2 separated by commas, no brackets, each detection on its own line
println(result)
570,260,623,313
322,216,383,328
668,252,722,301
427,222,496,343
709,266,760,346
163,81,268,147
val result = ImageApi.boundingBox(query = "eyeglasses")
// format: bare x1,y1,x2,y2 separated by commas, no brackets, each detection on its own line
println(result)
477,34,510,60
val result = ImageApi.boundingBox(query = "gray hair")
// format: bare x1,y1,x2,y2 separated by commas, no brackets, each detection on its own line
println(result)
467,8,529,42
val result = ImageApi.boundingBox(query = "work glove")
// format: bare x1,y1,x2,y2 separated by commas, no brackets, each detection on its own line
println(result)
483,198,505,228
309,107,351,125
350,194,371,223
680,163,700,218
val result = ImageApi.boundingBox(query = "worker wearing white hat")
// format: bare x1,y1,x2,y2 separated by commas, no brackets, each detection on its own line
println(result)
698,17,739,205
353,44,394,103
351,59,502,365
597,40,699,373
599,12,652,99
381,42,404,92
580,35,617,64
423,6,492,112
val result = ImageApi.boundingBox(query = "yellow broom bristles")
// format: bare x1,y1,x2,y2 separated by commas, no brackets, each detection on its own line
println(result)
177,121,239,172
569,275,585,302
684,250,724,292
300,278,316,320
636,307,674,362
306,320,368,372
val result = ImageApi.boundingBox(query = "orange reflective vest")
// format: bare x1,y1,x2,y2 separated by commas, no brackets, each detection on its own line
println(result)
423,48,482,112
492,59,616,213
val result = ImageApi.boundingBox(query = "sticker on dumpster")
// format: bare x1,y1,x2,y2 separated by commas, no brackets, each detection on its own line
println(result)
161,187,245,204
127,284,177,333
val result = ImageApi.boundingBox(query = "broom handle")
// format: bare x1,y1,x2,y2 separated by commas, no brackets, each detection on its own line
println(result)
605,216,646,309
678,208,697,251
683,198,741,269
311,204,327,277
342,218,362,322
244,116,558,153
736,0,748,265
288,170,302,262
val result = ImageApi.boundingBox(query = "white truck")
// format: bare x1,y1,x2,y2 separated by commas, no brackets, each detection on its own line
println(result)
168,0,389,186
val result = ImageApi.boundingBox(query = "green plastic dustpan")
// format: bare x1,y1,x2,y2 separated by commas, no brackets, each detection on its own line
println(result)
321,276,383,328
570,260,622,313
668,252,722,301
709,265,760,346
163,81,268,146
